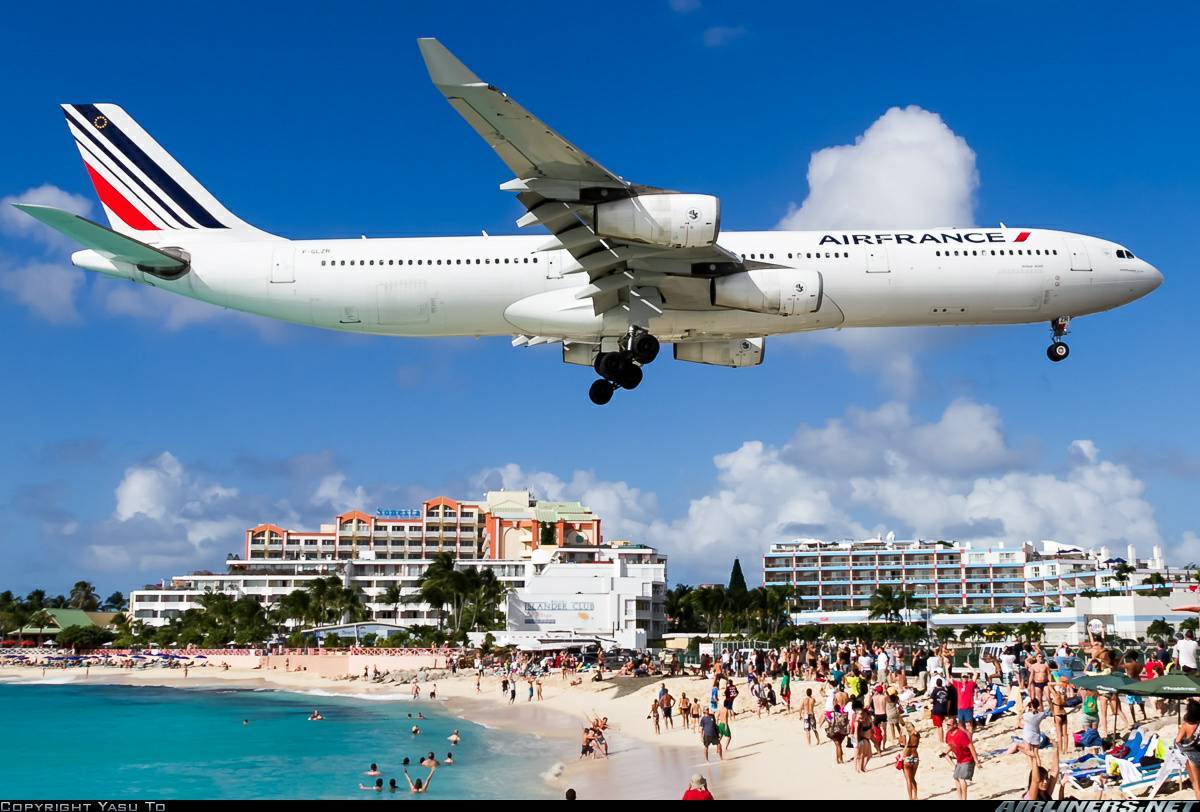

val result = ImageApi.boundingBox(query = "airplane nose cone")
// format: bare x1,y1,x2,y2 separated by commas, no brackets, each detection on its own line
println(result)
1146,264,1163,291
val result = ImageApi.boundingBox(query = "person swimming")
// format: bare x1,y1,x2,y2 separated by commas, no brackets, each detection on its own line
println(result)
358,778,383,792
308,710,324,721
421,752,439,768
448,730,461,745
388,778,398,792
365,763,380,776
444,752,454,765
411,725,420,735
403,765,436,794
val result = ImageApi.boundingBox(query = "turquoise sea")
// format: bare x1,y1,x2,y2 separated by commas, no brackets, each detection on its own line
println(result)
0,682,559,799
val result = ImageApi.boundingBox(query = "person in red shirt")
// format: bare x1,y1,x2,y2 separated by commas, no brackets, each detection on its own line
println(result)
941,717,979,800
952,673,977,732
682,774,714,800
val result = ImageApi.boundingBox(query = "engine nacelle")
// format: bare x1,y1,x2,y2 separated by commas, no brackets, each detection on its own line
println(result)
711,269,822,316
593,193,720,249
674,337,764,367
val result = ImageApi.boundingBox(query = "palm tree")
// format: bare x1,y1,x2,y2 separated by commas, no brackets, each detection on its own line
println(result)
932,627,957,645
276,589,312,630
102,591,127,611
67,581,100,611
1147,617,1175,644
465,568,508,632
959,624,986,645
1015,621,1046,642
27,608,54,647
867,585,913,624
1109,563,1136,594
1182,618,1200,635
412,553,462,630
665,585,696,632
686,586,729,636
381,583,404,623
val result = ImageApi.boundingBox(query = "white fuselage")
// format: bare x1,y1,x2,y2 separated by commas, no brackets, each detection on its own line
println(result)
74,226,1161,342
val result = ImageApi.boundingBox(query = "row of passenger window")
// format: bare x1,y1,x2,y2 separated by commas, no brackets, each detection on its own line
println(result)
744,252,849,260
320,257,541,267
936,249,1058,257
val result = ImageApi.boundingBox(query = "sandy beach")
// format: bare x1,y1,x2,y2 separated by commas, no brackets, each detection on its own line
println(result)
4,660,1194,800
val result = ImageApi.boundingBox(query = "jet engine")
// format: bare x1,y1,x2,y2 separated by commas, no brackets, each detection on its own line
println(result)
674,337,764,367
593,193,719,249
711,269,822,316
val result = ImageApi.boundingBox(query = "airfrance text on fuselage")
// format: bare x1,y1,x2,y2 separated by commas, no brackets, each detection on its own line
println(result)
818,231,1029,246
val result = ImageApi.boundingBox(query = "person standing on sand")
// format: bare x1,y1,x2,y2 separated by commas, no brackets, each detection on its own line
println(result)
699,708,723,762
825,705,854,758
716,702,733,752
779,670,791,713
800,688,820,746
870,686,889,750
649,697,661,734
941,717,979,800
899,720,920,800
679,692,692,730
853,704,874,773
660,687,676,730
536,676,543,701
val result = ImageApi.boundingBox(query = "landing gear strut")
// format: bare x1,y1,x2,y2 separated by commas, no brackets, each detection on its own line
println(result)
1046,317,1071,363
588,330,659,405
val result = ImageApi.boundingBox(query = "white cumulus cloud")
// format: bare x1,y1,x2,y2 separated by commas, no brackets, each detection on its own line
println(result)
469,399,1166,583
775,106,981,394
0,185,93,249
778,105,978,231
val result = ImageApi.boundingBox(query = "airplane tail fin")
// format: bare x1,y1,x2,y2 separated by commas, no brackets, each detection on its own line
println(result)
60,103,273,239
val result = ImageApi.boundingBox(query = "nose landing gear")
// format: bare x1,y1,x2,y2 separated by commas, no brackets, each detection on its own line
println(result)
588,330,660,405
1046,317,1071,362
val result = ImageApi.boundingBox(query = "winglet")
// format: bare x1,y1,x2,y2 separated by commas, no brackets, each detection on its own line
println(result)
417,38,484,87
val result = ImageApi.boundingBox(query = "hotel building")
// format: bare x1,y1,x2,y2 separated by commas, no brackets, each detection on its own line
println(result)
763,537,1194,642
128,490,666,647
764,538,1168,613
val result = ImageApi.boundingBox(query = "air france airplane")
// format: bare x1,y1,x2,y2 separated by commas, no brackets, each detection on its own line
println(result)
16,39,1162,405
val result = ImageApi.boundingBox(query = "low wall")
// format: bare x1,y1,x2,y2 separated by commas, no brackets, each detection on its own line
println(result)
260,653,445,678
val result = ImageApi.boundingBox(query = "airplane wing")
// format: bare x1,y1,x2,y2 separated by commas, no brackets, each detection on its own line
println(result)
418,38,743,317
13,204,188,277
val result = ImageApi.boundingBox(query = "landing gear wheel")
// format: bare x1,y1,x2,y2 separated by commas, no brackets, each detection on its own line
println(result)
630,332,660,365
593,352,623,381
588,379,616,405
1047,342,1070,362
616,358,643,390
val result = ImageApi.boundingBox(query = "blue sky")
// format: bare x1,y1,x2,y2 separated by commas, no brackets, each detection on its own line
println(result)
0,1,1196,594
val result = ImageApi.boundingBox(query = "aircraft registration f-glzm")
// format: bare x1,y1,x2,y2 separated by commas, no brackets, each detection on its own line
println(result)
16,39,1162,404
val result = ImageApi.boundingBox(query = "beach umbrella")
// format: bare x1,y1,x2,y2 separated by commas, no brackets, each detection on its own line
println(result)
1120,673,1200,697
1073,673,1136,692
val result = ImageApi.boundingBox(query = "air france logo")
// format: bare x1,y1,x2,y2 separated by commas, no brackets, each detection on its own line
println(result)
818,230,1032,246
687,208,700,220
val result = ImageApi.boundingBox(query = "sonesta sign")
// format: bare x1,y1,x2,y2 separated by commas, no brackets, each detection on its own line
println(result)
818,230,1031,246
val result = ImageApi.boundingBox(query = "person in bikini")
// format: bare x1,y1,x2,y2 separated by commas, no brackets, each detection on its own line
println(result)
900,720,921,801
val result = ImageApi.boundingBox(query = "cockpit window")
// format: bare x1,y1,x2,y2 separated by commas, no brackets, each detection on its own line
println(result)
1117,249,1136,259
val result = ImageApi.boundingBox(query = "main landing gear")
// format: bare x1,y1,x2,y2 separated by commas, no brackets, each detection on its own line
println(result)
1046,316,1071,362
588,330,660,405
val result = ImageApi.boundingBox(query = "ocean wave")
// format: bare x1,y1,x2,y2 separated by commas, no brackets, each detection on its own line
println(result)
296,688,414,702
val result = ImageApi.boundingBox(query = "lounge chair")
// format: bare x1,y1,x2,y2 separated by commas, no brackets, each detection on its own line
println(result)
1116,747,1188,798
1065,729,1152,789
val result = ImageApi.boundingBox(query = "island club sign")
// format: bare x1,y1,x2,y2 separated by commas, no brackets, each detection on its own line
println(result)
818,230,1031,246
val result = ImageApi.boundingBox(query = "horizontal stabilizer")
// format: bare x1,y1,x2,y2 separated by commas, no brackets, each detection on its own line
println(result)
13,204,188,277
